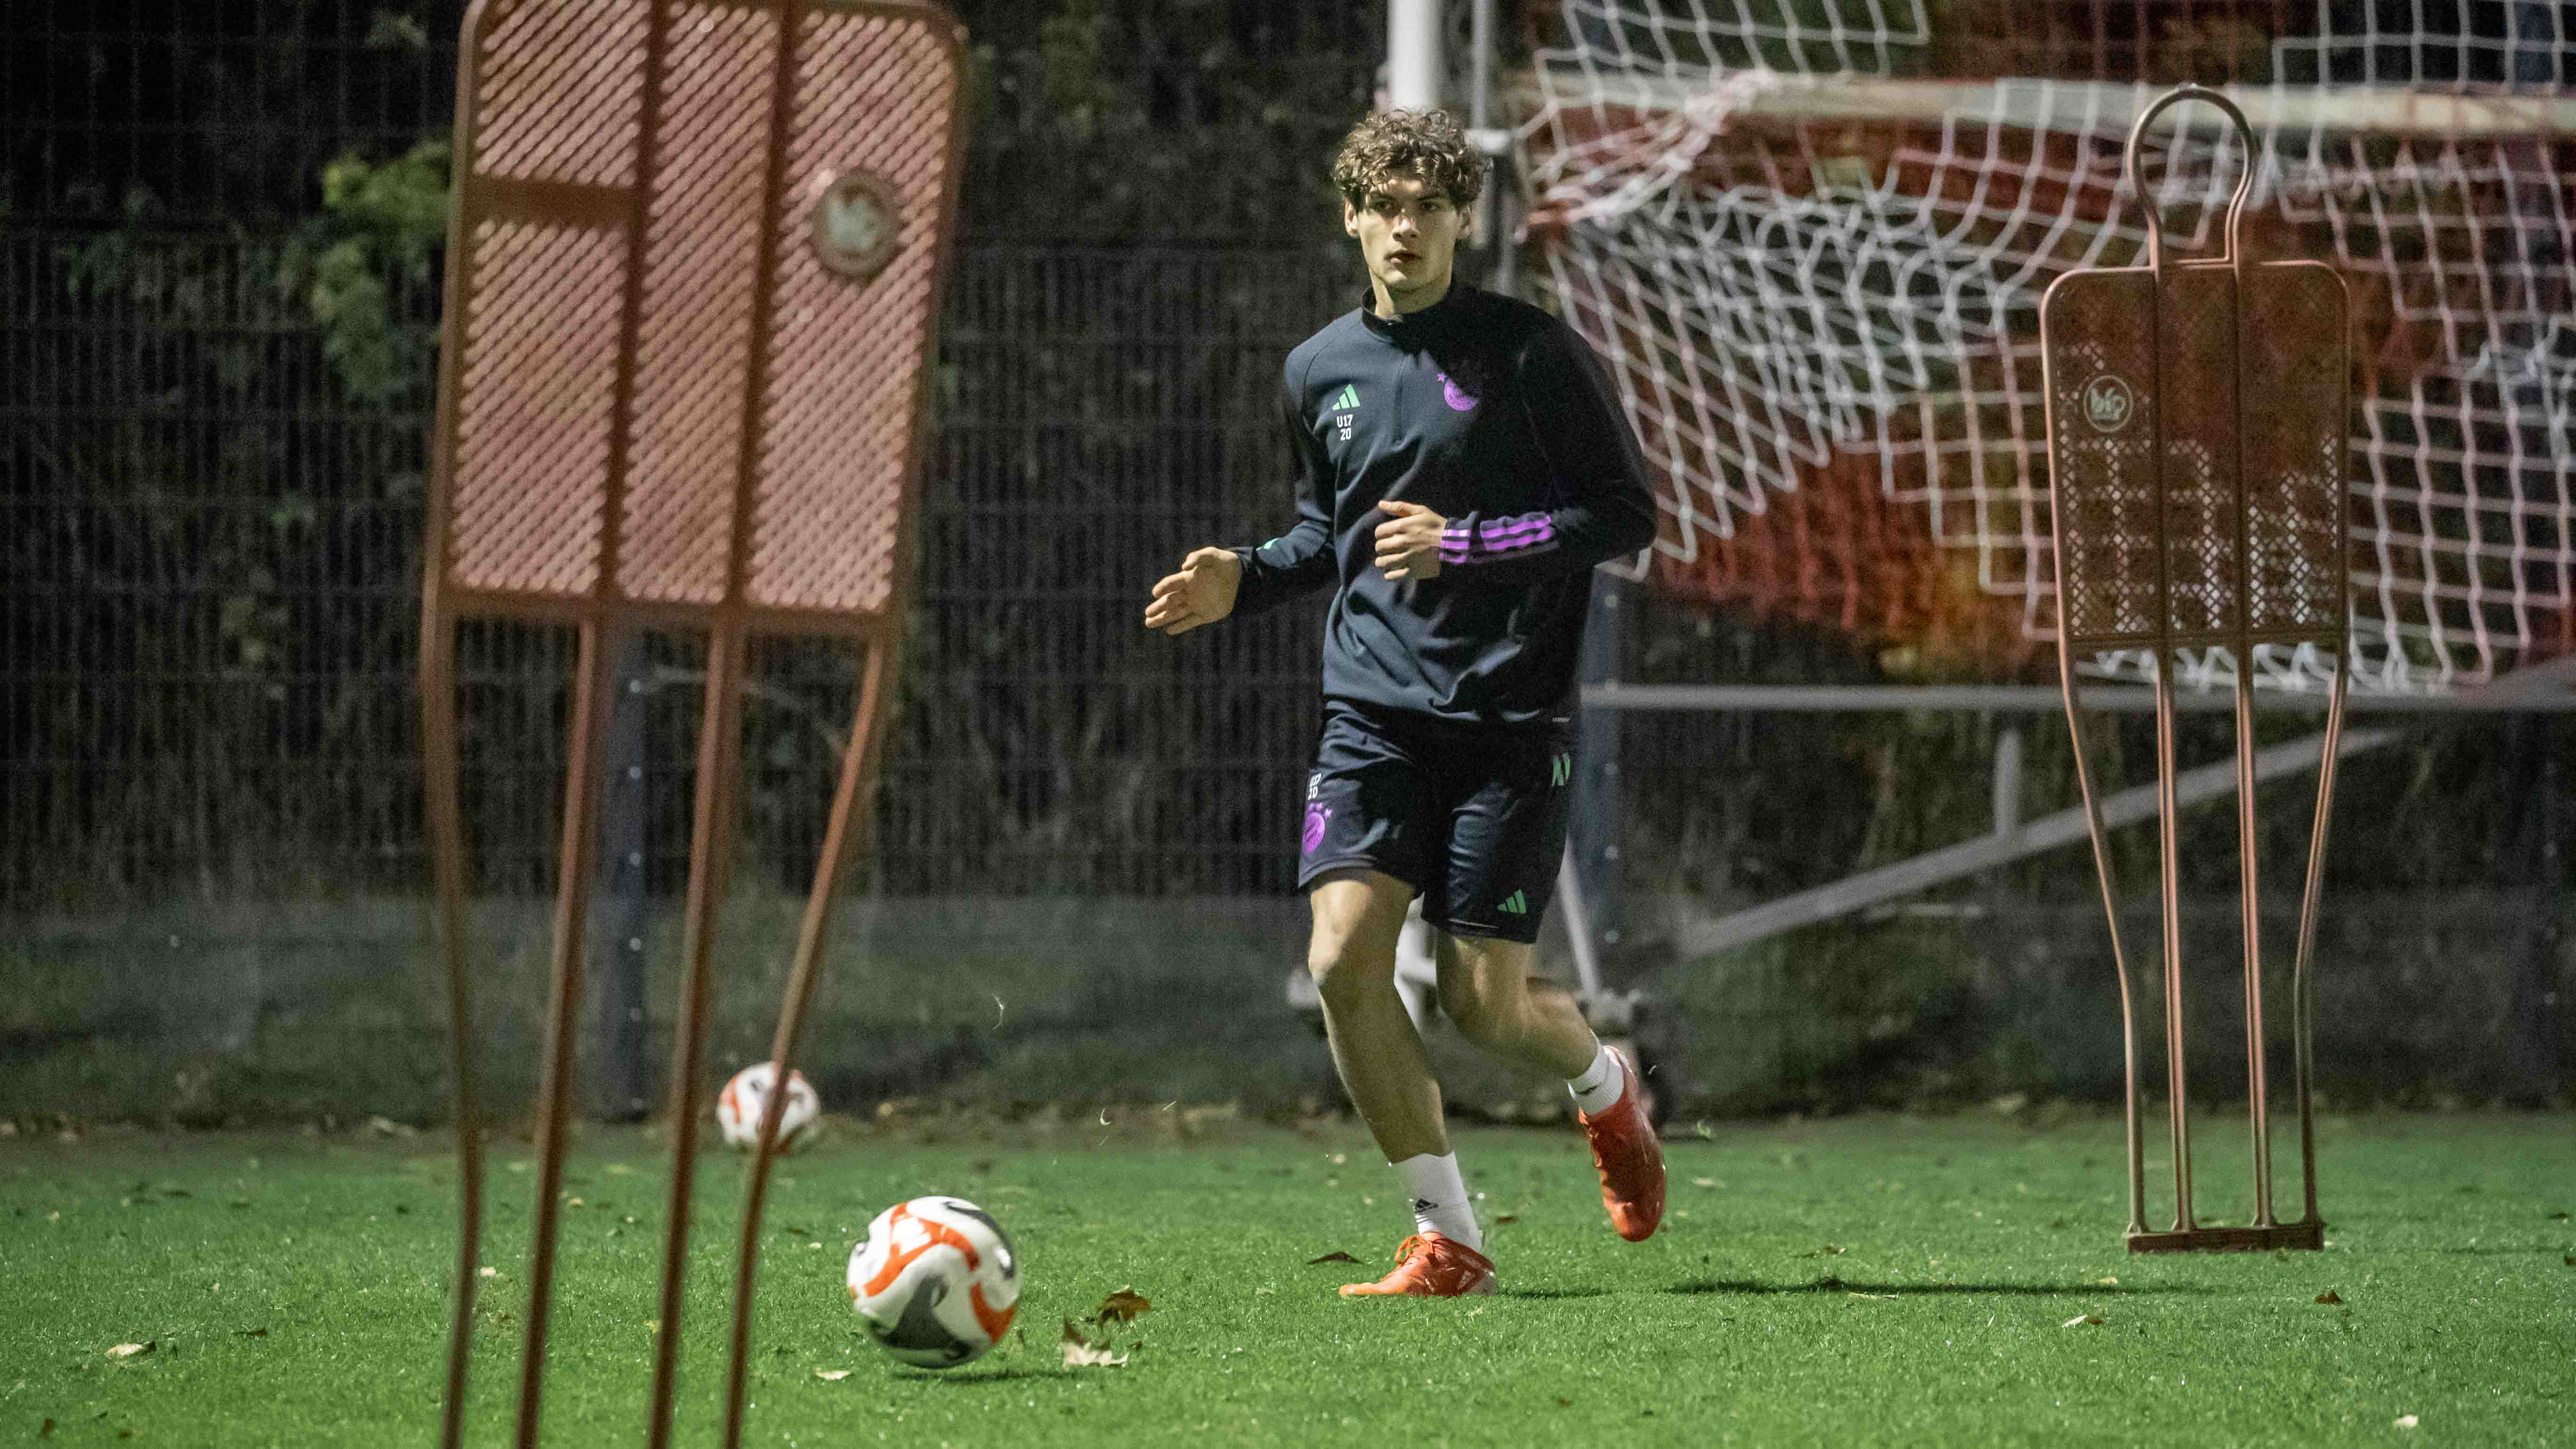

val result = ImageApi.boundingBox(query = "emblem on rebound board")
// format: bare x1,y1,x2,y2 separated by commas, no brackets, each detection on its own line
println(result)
2081,374,2137,434
811,169,902,280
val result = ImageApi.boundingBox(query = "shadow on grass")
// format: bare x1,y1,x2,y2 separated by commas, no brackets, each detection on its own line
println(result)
1666,1278,2208,1297
1501,1287,1613,1301
900,1365,1075,1385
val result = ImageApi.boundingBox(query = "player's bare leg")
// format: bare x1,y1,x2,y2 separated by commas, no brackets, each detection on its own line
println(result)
1309,870,1497,1296
1306,870,1444,1161
1438,930,1664,1242
1431,933,1594,1078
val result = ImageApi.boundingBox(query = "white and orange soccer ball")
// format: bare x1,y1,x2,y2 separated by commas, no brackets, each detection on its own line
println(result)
846,1196,1021,1369
713,1063,820,1152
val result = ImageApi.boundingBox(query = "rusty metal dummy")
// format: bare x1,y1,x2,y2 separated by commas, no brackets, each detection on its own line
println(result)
417,1,965,1443
2040,85,2351,1255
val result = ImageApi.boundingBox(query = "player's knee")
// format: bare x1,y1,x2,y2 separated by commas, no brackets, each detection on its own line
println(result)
1306,932,1393,1010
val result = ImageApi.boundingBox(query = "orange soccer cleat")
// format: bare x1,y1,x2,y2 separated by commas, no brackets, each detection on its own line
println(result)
1337,1233,1498,1298
1578,1046,1665,1241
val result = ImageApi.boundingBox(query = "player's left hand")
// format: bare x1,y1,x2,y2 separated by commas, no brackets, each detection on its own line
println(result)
1374,500,1445,581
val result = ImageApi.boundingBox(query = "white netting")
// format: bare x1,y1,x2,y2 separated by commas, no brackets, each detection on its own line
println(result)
1515,0,2574,692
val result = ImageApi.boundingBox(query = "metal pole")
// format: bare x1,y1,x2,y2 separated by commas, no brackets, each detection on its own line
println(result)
1469,0,1494,131
513,620,617,1449
643,625,748,1449
1469,0,1498,262
1991,724,2024,836
1570,569,1629,950
1387,0,1441,111
588,625,652,1121
1466,0,1519,295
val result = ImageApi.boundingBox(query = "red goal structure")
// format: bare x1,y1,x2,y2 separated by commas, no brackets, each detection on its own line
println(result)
1477,0,2575,1247
1509,0,2574,691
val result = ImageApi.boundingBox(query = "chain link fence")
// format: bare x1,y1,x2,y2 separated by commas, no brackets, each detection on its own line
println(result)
3,228,1348,908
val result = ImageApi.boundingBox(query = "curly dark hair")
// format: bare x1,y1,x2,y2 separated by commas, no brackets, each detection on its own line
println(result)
1330,108,1485,208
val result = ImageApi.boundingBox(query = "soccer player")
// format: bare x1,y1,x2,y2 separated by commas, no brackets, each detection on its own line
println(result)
1142,109,1665,1296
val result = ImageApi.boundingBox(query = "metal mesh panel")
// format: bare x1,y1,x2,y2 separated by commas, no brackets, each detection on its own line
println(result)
620,4,779,605
2242,265,2350,636
2043,272,2162,644
2045,258,2348,651
748,9,962,616
2158,270,2244,642
471,0,649,188
450,219,624,596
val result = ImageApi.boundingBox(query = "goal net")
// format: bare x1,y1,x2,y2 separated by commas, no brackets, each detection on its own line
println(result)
1511,0,2574,692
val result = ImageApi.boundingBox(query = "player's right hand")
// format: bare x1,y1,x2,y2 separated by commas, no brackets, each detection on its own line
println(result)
1143,547,1241,636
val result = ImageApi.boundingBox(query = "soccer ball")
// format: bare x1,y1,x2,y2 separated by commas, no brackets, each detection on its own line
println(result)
714,1063,820,1152
846,1196,1021,1368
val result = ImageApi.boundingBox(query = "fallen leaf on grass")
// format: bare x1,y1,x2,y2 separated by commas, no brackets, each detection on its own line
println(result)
235,1328,268,1338
2094,1276,2118,1286
1060,1319,1127,1368
1798,1244,1847,1258
40,1419,54,1437
813,1369,850,1382
105,1343,154,1360
2061,1315,2105,1328
1492,1215,1519,1226
2315,1290,2344,1305
2395,1415,2419,1429
1093,1288,1151,1325
1846,1292,1898,1300
1555,1397,1573,1408
1690,1177,1723,1189
1306,1251,1360,1265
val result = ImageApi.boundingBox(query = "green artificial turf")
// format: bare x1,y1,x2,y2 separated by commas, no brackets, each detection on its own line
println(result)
2,1110,2569,1447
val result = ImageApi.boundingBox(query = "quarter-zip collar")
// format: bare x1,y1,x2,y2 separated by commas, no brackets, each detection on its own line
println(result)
1358,281,1471,347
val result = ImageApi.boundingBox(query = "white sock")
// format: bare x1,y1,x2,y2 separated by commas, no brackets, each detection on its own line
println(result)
1567,1039,1624,1116
1390,1152,1481,1252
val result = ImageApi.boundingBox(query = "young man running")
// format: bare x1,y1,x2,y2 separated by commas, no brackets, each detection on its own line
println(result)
1143,109,1665,1296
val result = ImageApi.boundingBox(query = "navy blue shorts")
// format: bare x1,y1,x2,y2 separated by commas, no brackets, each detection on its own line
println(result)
1296,701,1574,945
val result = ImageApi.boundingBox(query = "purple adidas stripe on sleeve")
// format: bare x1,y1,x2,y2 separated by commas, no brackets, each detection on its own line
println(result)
1440,512,1558,565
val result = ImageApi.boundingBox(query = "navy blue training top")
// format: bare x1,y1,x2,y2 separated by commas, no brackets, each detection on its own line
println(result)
1230,283,1658,728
